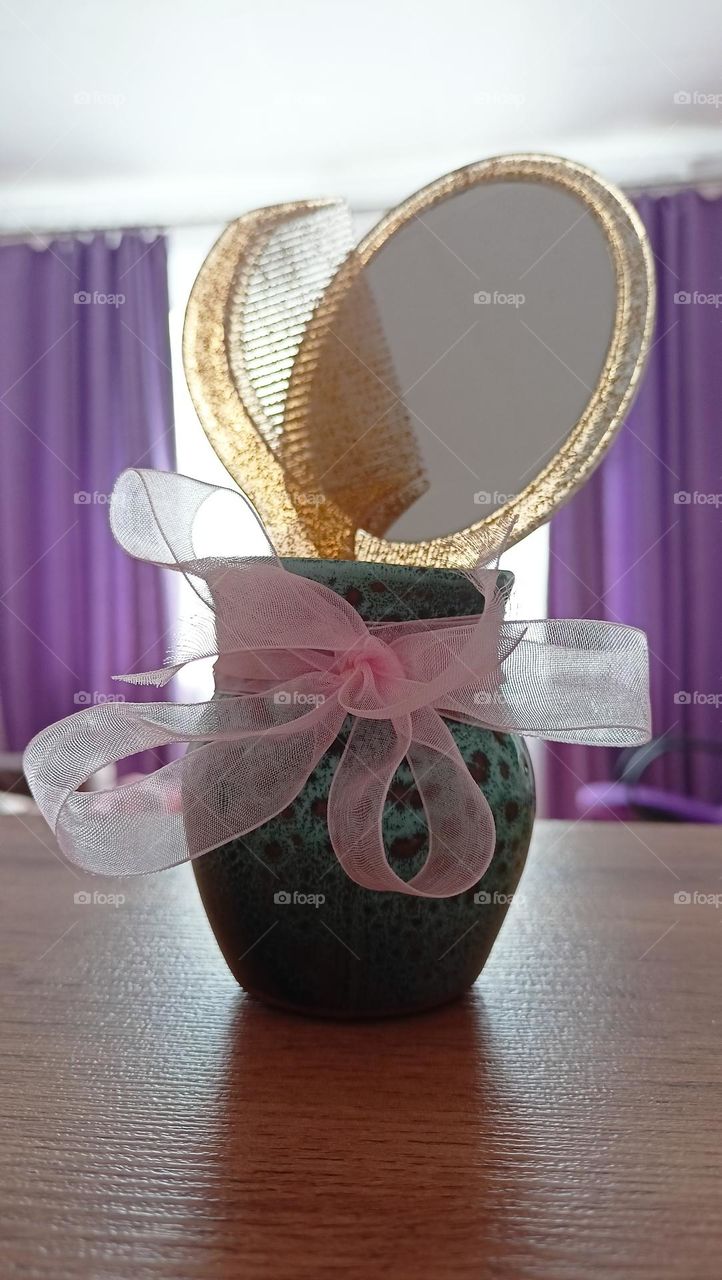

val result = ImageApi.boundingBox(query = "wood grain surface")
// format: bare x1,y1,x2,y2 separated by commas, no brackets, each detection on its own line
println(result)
1,815,721,1279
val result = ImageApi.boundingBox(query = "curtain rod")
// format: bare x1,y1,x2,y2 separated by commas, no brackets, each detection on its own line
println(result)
1,175,721,243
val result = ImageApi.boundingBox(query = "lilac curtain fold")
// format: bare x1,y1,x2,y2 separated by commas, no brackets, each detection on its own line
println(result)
547,190,722,817
0,233,175,770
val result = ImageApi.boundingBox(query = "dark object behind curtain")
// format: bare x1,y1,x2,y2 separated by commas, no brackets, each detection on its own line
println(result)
0,233,175,769
547,191,722,817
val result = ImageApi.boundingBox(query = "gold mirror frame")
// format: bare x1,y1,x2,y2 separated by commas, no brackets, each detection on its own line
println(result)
183,155,655,567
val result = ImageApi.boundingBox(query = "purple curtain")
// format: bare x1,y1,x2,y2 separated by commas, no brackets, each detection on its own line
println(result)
547,190,722,817
0,233,175,768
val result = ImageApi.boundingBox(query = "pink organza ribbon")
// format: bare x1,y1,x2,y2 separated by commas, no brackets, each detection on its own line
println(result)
23,470,651,897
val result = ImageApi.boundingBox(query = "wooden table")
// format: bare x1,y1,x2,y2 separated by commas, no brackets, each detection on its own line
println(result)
1,816,720,1279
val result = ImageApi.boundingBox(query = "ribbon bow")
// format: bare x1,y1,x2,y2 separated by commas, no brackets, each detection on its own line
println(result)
24,470,651,897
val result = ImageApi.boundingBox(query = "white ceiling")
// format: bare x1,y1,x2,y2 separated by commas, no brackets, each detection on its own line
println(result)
2,0,722,231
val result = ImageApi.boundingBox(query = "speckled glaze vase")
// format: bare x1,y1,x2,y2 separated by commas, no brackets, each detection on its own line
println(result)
193,560,535,1018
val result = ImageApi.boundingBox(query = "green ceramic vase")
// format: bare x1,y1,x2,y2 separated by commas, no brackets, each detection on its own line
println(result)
193,559,535,1017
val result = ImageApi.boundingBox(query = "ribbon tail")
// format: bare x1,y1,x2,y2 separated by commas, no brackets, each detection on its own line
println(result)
327,711,494,898
440,619,651,745
404,706,496,896
327,715,413,893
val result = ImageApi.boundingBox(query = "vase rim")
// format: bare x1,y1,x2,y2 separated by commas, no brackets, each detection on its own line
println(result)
280,558,514,622
282,556,514,584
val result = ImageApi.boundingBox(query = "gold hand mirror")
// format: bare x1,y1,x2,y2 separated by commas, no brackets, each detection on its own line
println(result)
183,154,654,567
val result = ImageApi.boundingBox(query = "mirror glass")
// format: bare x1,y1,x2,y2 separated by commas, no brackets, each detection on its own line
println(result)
336,183,615,542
